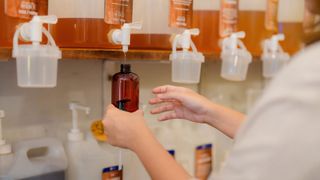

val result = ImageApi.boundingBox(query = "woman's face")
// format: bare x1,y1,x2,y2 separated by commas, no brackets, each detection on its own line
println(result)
305,0,320,14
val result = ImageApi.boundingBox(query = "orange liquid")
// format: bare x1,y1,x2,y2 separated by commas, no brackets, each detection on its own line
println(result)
2,7,303,56
50,18,121,49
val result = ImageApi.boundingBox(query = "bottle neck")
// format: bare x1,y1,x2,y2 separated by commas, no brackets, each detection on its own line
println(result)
120,64,131,73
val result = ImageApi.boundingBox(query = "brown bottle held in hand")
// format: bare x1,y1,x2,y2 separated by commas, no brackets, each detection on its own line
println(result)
112,64,139,112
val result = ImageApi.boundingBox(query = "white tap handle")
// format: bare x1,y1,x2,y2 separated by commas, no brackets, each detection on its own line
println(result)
272,34,285,41
188,28,200,36
231,31,246,39
36,15,58,24
127,21,143,30
19,15,58,44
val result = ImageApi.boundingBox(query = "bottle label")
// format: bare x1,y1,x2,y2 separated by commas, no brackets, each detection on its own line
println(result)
265,0,279,32
102,166,123,180
195,144,213,180
169,0,193,28
5,0,48,19
105,0,133,25
219,0,238,37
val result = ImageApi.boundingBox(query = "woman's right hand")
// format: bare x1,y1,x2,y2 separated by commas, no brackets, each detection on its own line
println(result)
149,85,215,124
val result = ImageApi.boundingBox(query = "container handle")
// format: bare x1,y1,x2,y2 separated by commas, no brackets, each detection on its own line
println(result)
12,25,58,57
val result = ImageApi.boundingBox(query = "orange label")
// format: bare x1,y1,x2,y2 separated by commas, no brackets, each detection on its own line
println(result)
104,0,133,25
169,0,193,28
5,0,48,19
219,0,238,37
195,144,213,180
265,0,279,32
102,166,123,180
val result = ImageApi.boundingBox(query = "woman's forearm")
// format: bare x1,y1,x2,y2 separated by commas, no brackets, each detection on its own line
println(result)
204,103,246,139
132,129,191,180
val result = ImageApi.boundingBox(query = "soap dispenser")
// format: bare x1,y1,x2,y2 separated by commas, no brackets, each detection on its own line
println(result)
220,31,252,81
12,15,61,88
170,28,204,84
66,102,119,180
261,34,290,78
108,22,142,53
0,110,14,179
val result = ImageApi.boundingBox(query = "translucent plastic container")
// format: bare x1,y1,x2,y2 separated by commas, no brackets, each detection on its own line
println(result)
261,34,290,78
221,50,252,81
13,22,61,88
220,32,252,81
171,52,204,84
262,53,289,78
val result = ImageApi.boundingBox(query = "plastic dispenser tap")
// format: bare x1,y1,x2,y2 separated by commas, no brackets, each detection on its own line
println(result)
220,31,252,81
261,34,290,78
0,110,12,155
108,22,142,53
68,103,90,142
170,28,204,84
12,15,61,88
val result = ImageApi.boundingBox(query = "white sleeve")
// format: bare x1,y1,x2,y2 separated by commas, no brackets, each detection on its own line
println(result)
213,43,320,180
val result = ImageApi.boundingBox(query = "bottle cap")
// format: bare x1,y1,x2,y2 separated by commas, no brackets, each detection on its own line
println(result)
120,64,131,73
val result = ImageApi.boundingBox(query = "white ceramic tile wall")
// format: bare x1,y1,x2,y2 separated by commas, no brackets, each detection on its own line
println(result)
0,60,104,142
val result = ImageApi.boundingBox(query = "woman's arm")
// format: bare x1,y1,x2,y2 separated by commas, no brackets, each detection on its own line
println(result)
102,105,191,180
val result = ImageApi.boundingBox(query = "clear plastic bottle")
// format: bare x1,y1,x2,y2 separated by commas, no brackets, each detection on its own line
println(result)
112,64,139,112
0,0,48,47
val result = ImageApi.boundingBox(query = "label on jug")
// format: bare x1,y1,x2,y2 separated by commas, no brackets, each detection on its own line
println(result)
102,166,123,180
265,0,279,32
219,0,238,37
195,144,213,180
169,0,193,28
105,0,133,25
5,0,48,19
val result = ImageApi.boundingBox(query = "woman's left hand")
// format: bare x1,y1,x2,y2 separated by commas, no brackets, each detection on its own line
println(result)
102,104,149,151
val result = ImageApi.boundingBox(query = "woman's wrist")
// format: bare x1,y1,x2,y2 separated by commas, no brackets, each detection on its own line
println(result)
130,126,155,153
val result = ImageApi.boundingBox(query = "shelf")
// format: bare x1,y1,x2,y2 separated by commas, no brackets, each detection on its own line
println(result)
0,48,219,61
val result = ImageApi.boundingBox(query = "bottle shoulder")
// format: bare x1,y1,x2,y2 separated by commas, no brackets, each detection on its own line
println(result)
112,72,139,81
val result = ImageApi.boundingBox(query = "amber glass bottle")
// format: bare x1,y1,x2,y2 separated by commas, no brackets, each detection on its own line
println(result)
112,64,139,112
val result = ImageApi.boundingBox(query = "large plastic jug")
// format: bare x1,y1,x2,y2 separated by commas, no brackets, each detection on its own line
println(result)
6,137,67,180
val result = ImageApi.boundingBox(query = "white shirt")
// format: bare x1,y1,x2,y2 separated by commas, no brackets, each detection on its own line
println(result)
215,42,320,180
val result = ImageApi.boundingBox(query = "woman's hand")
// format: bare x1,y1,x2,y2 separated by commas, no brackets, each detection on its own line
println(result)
102,104,149,150
149,85,246,138
149,85,215,124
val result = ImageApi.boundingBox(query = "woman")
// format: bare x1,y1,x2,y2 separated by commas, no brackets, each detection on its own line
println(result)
102,0,320,179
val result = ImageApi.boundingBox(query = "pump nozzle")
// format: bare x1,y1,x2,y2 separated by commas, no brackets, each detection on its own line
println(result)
108,21,143,53
68,102,90,141
263,34,286,54
0,110,12,155
19,15,58,45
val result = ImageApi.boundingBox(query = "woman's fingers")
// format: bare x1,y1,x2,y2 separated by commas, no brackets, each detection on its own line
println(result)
150,103,175,114
149,97,178,105
158,112,178,121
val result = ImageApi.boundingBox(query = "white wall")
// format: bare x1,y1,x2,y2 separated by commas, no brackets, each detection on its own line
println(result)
0,60,103,142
